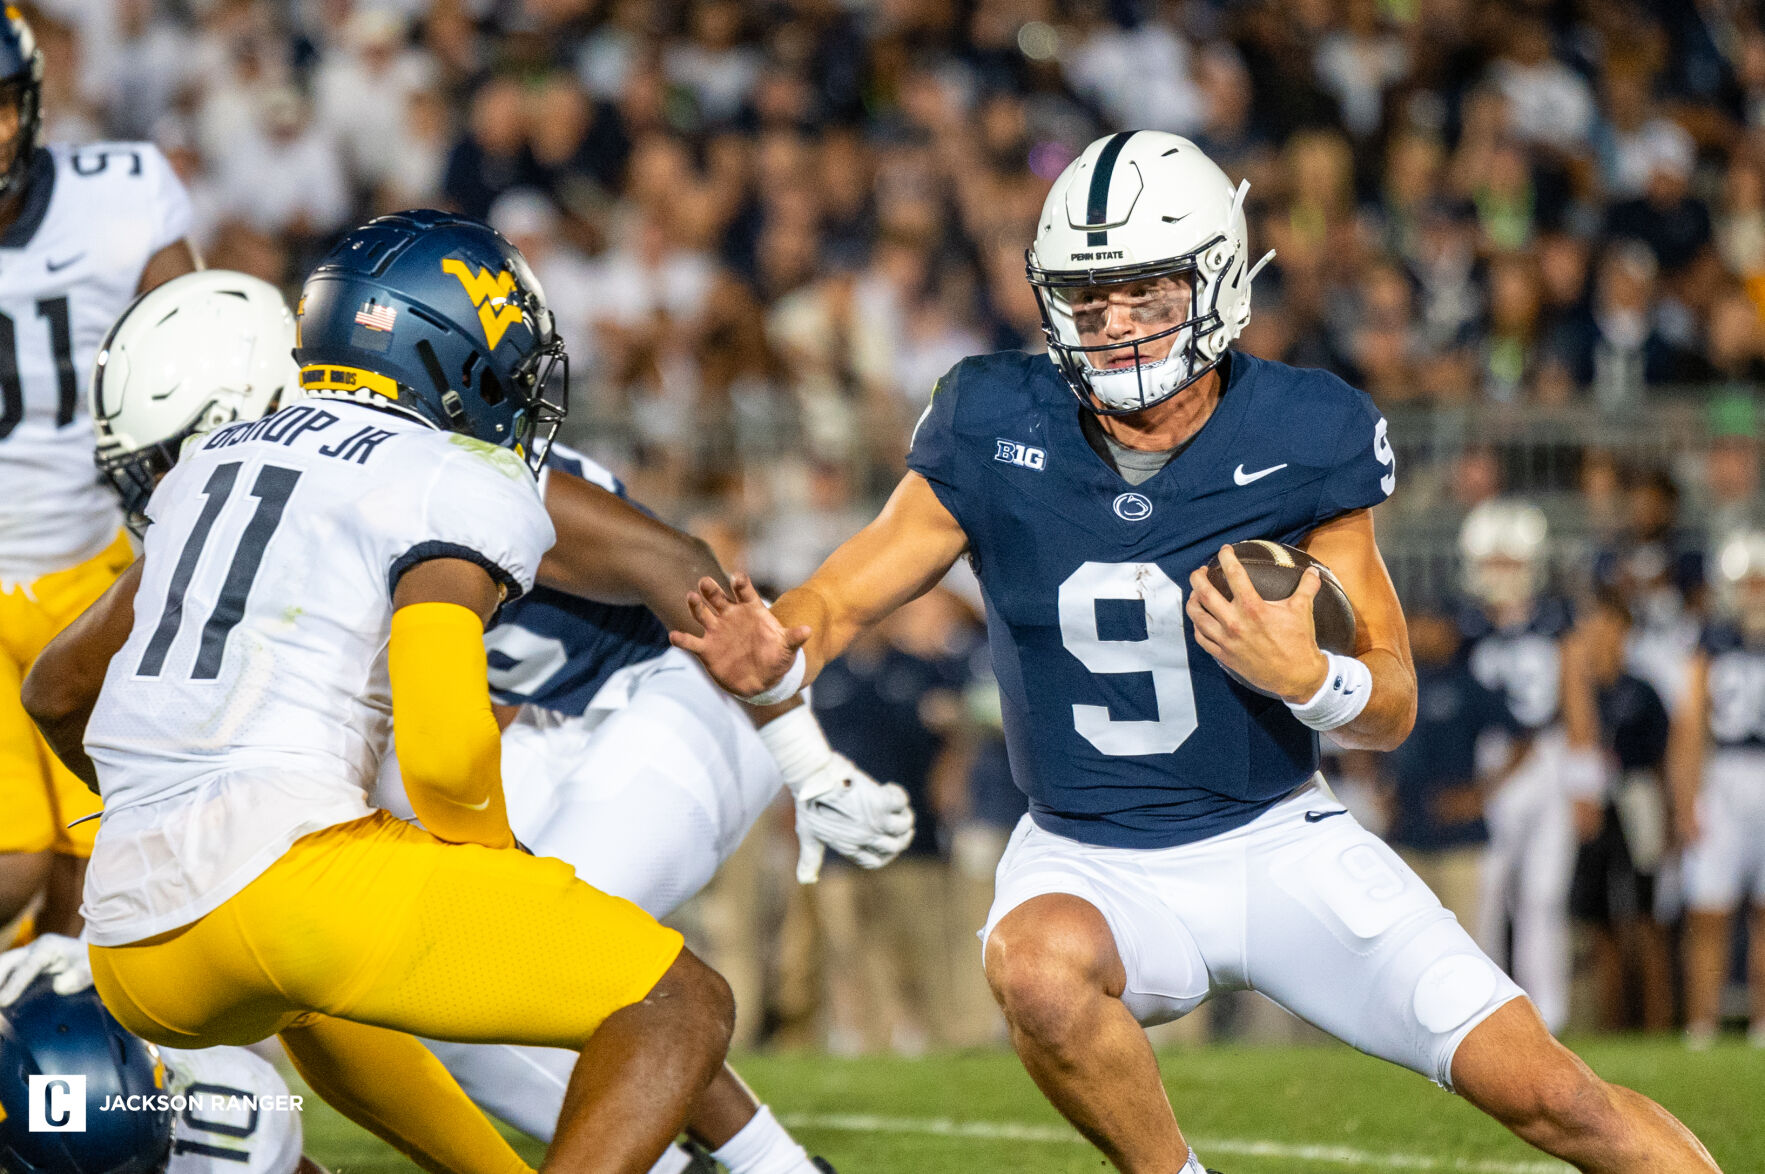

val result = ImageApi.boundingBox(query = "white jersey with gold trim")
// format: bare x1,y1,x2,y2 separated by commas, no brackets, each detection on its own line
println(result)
0,142,191,583
82,400,554,945
159,1046,303,1174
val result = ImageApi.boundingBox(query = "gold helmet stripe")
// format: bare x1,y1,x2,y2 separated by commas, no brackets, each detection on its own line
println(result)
300,364,399,400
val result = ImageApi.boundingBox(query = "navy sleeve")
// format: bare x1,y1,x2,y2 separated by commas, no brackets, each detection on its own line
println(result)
1474,676,1525,738
1313,386,1396,525
906,361,964,512
1624,683,1671,771
1698,623,1736,657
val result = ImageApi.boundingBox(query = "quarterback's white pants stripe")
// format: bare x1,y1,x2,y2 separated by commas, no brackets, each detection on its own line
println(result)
776,1113,1568,1173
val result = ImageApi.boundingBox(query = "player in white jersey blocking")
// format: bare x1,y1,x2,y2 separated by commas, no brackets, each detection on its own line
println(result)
43,268,908,1174
23,212,737,1174
0,934,318,1174
1670,531,1765,1047
0,9,198,938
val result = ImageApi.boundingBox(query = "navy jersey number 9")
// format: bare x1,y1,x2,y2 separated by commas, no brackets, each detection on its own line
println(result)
1058,561,1198,756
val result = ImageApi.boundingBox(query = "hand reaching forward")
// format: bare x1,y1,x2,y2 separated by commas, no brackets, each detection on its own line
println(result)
669,573,814,698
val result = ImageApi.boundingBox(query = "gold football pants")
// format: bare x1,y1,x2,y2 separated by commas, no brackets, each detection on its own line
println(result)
0,531,132,856
91,810,686,1174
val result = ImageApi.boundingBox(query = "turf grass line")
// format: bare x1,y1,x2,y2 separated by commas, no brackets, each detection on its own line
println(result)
776,1112,1572,1174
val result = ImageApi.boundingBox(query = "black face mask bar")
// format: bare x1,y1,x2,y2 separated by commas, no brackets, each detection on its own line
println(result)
516,338,569,474
96,424,200,536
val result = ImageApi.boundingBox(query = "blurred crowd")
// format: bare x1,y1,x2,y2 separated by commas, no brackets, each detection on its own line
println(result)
35,0,1765,1047
28,0,1765,518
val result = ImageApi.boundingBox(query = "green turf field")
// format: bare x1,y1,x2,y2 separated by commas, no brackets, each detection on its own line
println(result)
294,1039,1761,1173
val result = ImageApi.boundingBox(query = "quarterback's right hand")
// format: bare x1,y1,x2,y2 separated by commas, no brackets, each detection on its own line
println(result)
0,933,93,1006
671,574,813,699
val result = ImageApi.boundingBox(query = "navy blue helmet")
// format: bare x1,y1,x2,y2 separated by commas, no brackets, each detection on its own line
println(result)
0,8,44,201
0,977,172,1174
294,209,568,471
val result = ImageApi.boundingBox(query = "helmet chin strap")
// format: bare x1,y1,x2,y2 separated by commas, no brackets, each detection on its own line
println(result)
1082,341,1224,418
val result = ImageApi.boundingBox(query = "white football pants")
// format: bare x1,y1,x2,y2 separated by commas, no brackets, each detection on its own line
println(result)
1476,729,1575,1033
984,776,1526,1089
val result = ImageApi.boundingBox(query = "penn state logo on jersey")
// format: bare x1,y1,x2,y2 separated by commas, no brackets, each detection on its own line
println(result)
906,348,1394,849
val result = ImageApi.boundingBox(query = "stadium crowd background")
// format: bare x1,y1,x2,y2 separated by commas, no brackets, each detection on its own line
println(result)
30,0,1765,1049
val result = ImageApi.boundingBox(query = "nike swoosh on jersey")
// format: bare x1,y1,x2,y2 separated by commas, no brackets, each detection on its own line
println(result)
45,252,84,272
1233,462,1288,486
1304,809,1349,823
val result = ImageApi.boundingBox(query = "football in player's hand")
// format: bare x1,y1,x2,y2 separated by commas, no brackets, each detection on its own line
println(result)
1205,540,1357,695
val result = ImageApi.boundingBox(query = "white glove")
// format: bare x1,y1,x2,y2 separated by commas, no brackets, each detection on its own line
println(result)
758,706,916,883
0,933,93,1006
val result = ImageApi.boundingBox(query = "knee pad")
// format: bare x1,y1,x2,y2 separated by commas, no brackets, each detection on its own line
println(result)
1390,919,1524,1088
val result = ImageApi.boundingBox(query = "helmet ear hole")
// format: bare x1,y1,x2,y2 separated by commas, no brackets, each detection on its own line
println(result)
479,366,505,407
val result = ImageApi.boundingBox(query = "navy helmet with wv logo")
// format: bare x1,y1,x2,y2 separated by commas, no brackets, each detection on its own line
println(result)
294,209,568,471
0,977,172,1174
0,7,44,202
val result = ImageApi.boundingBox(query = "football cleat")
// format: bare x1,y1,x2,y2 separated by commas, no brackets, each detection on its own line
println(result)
811,1159,838,1173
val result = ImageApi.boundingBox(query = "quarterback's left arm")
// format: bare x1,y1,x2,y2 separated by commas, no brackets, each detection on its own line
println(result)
135,237,199,294
1187,509,1416,751
22,560,143,790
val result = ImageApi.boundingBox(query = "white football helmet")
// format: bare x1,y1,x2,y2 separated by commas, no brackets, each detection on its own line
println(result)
1458,498,1549,611
1713,529,1765,639
1027,130,1274,414
90,270,299,529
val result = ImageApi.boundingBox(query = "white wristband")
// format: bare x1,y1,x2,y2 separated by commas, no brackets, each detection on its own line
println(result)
755,703,831,796
1285,652,1372,732
743,647,806,707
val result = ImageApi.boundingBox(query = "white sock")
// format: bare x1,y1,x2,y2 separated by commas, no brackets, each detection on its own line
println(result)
644,1144,695,1174
1181,1148,1208,1174
711,1105,820,1174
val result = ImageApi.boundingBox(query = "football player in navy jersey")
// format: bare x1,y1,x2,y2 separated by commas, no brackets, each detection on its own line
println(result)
1670,531,1765,1048
1455,500,1604,1033
675,132,1718,1174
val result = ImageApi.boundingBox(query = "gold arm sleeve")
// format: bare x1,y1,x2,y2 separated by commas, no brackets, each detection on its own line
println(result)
388,601,515,850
